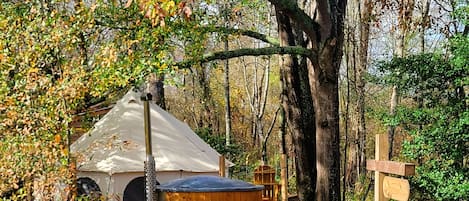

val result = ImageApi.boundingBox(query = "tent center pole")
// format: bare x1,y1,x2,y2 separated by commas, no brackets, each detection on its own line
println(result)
142,93,157,201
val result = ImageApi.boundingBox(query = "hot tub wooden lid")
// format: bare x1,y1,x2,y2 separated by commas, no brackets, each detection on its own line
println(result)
157,176,264,192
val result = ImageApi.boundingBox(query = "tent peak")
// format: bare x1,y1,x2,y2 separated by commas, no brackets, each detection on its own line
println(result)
127,99,138,104
119,90,143,105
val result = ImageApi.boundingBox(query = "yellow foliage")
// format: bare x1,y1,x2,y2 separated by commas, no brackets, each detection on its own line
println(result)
0,2,94,198
0,0,195,198
126,0,188,26
54,135,61,144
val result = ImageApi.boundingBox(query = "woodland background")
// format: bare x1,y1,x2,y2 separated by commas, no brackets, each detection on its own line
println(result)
0,0,467,200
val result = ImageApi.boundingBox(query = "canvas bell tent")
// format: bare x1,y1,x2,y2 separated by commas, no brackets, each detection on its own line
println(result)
71,90,230,200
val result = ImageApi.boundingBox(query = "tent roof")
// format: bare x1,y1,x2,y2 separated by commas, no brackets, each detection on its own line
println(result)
71,90,225,175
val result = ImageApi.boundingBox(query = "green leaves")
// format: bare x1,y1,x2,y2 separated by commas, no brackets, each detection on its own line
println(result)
376,30,468,199
375,6,469,198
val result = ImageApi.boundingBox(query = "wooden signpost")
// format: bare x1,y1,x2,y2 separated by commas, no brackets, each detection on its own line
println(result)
366,134,415,201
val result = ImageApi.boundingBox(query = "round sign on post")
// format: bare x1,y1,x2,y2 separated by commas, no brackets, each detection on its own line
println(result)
383,176,410,201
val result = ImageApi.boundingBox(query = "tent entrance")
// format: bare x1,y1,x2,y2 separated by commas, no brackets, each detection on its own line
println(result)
123,176,160,201
77,177,101,199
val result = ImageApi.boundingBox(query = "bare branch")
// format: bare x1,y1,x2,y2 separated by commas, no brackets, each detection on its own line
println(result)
262,106,281,161
266,106,281,139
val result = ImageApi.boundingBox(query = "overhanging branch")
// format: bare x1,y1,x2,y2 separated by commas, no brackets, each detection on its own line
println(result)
95,20,279,46
202,26,280,46
176,46,315,69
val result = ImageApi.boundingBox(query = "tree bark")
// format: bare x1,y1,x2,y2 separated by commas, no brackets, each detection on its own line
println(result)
388,86,398,159
146,73,165,109
277,9,316,201
195,65,214,129
342,22,352,197
419,0,431,53
310,50,342,201
224,39,232,146
224,28,232,146
356,0,373,178
279,102,288,201
306,1,346,200
273,1,347,200
222,1,232,146
343,13,358,188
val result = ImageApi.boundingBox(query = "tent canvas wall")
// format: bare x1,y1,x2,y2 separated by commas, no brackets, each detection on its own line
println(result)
71,90,230,200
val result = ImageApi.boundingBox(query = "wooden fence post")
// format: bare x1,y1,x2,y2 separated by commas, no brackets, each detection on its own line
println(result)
280,154,287,201
375,134,389,201
219,155,226,177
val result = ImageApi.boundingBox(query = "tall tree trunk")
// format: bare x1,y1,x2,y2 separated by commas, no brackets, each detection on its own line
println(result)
388,86,398,159
276,9,316,201
223,2,232,146
342,20,353,196
419,0,430,53
417,0,430,130
356,0,373,178
195,65,214,129
279,105,288,201
224,41,232,146
307,2,346,201
343,0,372,185
310,51,342,201
146,73,166,109
279,41,288,201
389,0,414,159
343,13,358,188
272,0,347,200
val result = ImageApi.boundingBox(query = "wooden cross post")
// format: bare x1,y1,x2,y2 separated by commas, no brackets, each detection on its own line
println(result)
366,134,415,201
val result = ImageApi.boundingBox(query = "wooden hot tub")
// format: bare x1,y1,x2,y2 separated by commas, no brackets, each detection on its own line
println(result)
157,175,264,201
